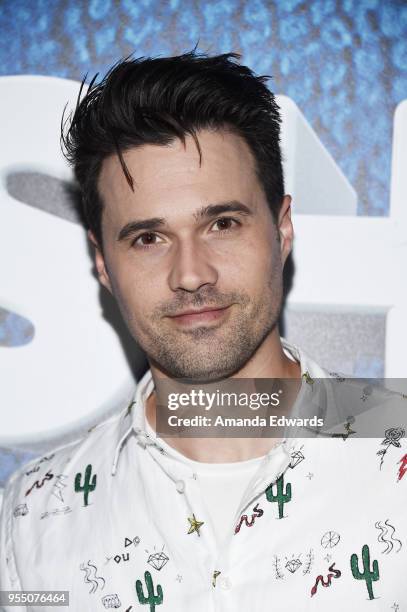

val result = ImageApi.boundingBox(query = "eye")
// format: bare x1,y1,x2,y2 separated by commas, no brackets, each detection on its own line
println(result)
132,232,164,248
211,217,240,232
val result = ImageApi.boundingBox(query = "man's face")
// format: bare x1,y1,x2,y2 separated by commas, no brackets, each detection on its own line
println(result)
94,128,293,381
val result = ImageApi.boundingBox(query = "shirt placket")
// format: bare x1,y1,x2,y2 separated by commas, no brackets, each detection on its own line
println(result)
142,442,220,599
131,390,298,608
207,441,294,601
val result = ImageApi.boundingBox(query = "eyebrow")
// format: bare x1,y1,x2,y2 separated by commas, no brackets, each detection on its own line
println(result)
116,200,253,242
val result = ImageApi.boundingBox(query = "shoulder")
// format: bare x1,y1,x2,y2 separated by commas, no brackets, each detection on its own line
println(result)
3,403,129,492
0,404,131,586
314,375,406,434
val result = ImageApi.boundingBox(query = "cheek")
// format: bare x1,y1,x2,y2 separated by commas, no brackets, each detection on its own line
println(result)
106,260,144,315
112,262,168,327
222,235,277,287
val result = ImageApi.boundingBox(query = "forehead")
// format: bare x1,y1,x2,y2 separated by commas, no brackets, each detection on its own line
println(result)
97,128,263,222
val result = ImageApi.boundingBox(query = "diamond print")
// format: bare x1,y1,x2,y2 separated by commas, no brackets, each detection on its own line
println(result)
147,551,169,571
290,450,305,468
285,558,302,573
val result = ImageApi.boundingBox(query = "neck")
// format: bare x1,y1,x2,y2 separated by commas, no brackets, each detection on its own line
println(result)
145,329,301,463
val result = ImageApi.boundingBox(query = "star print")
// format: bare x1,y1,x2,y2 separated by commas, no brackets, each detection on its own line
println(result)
324,554,332,562
329,418,357,441
176,575,183,582
391,604,399,612
187,513,204,536
306,472,314,479
302,371,314,386
342,421,357,440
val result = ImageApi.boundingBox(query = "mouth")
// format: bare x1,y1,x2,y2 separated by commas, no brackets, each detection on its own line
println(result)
167,305,232,327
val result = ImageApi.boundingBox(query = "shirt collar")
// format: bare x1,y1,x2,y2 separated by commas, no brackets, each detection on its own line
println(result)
111,336,331,476
111,369,154,476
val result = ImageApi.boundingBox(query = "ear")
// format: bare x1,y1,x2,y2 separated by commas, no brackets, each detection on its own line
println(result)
277,195,294,266
88,230,113,293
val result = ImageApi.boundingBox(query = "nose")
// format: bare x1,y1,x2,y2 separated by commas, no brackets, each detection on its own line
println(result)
168,238,218,292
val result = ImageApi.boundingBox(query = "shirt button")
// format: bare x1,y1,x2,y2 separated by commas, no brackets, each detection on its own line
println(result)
219,577,232,590
175,480,185,493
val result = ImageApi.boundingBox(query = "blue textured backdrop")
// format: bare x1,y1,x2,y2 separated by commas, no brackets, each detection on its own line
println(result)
0,0,406,215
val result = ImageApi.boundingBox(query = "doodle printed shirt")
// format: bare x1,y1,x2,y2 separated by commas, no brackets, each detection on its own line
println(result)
1,337,407,612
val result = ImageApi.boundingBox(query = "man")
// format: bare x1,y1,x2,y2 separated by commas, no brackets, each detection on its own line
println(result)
0,51,405,611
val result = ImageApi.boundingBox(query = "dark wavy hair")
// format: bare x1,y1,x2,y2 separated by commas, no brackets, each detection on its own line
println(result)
61,50,284,247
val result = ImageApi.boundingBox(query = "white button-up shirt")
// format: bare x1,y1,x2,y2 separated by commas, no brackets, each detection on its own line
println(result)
1,338,406,611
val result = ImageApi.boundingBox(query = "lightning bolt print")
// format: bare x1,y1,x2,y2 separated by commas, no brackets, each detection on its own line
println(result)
397,454,407,482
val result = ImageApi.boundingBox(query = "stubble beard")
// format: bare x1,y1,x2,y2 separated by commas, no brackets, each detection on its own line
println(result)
129,275,284,383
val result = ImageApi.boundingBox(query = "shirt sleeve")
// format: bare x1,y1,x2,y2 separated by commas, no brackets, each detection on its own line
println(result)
0,470,25,612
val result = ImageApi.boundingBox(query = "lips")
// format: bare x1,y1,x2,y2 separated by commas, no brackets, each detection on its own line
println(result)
168,305,231,326
171,306,228,317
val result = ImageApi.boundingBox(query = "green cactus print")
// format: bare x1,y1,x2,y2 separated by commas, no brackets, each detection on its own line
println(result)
74,464,97,506
350,544,380,600
136,570,163,611
265,474,292,519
